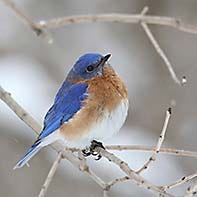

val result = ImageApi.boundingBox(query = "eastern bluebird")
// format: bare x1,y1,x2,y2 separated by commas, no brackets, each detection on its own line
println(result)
14,53,128,169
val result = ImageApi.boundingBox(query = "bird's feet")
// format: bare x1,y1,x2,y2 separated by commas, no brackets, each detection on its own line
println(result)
82,140,105,160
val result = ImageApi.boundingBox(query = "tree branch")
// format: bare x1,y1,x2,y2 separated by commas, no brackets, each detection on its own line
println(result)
103,190,110,197
136,108,171,174
140,7,185,86
38,14,197,35
1,2,191,85
161,172,197,191
1,0,53,43
0,86,41,132
106,176,130,190
185,180,197,197
97,148,174,197
106,145,197,158
38,151,63,197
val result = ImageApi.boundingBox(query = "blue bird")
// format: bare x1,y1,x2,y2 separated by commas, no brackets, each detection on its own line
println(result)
14,53,128,169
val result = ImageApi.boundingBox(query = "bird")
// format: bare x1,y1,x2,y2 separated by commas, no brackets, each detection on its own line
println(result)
14,53,129,169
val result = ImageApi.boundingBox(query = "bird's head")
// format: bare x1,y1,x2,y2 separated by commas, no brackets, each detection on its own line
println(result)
67,53,111,81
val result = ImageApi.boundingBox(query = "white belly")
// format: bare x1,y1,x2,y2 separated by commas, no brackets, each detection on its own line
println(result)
67,98,129,148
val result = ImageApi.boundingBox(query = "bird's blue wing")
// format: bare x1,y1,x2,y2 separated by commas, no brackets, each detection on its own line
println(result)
38,82,88,140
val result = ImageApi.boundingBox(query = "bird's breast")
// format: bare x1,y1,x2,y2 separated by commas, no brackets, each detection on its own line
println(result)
87,65,128,111
59,65,128,147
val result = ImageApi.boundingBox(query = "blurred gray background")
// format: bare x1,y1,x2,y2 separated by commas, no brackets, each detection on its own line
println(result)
0,0,197,196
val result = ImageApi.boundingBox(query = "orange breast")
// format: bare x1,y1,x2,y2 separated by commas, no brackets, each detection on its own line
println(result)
87,65,128,111
59,65,128,141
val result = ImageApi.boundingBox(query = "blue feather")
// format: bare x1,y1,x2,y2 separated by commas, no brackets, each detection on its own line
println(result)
39,82,88,139
13,141,42,169
14,82,88,169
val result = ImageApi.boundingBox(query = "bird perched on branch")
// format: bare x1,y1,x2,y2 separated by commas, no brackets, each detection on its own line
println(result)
14,53,128,169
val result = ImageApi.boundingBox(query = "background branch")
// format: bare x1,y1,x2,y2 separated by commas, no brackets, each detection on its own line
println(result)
1,1,191,86
185,180,197,197
161,173,197,191
0,86,41,132
106,145,197,158
39,14,197,35
38,151,63,197
1,0,53,43
97,147,174,197
140,7,184,86
136,108,171,174
103,190,109,197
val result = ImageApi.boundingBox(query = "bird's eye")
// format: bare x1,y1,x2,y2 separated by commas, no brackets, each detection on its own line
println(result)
86,65,95,72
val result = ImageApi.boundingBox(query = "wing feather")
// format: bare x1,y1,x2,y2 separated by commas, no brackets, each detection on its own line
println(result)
38,82,88,139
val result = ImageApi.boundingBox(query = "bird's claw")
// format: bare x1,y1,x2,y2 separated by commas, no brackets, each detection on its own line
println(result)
81,140,105,160
82,148,91,157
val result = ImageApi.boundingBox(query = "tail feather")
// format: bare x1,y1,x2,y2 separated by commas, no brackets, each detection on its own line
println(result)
13,142,42,169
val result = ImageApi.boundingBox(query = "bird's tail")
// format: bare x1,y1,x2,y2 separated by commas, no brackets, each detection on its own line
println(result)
13,141,42,170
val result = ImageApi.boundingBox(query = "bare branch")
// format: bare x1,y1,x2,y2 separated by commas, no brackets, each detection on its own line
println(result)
140,6,149,16
1,0,53,43
106,145,197,158
0,86,41,133
106,176,130,189
103,190,110,197
38,14,197,35
139,7,184,85
161,173,197,191
136,108,171,174
0,2,192,86
77,151,106,189
38,151,63,197
97,148,175,197
185,180,197,197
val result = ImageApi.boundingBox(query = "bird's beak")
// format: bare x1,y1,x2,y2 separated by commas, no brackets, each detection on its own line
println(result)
98,54,111,68
102,54,111,63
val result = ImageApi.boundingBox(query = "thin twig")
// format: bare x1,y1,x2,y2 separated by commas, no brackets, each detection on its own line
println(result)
136,108,171,174
0,86,41,133
97,148,174,197
103,190,110,197
140,6,149,16
1,0,53,43
185,180,197,197
76,151,106,188
106,145,197,158
1,1,191,85
106,176,130,190
62,149,106,189
161,173,197,191
140,7,184,85
39,14,197,35
38,151,63,197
